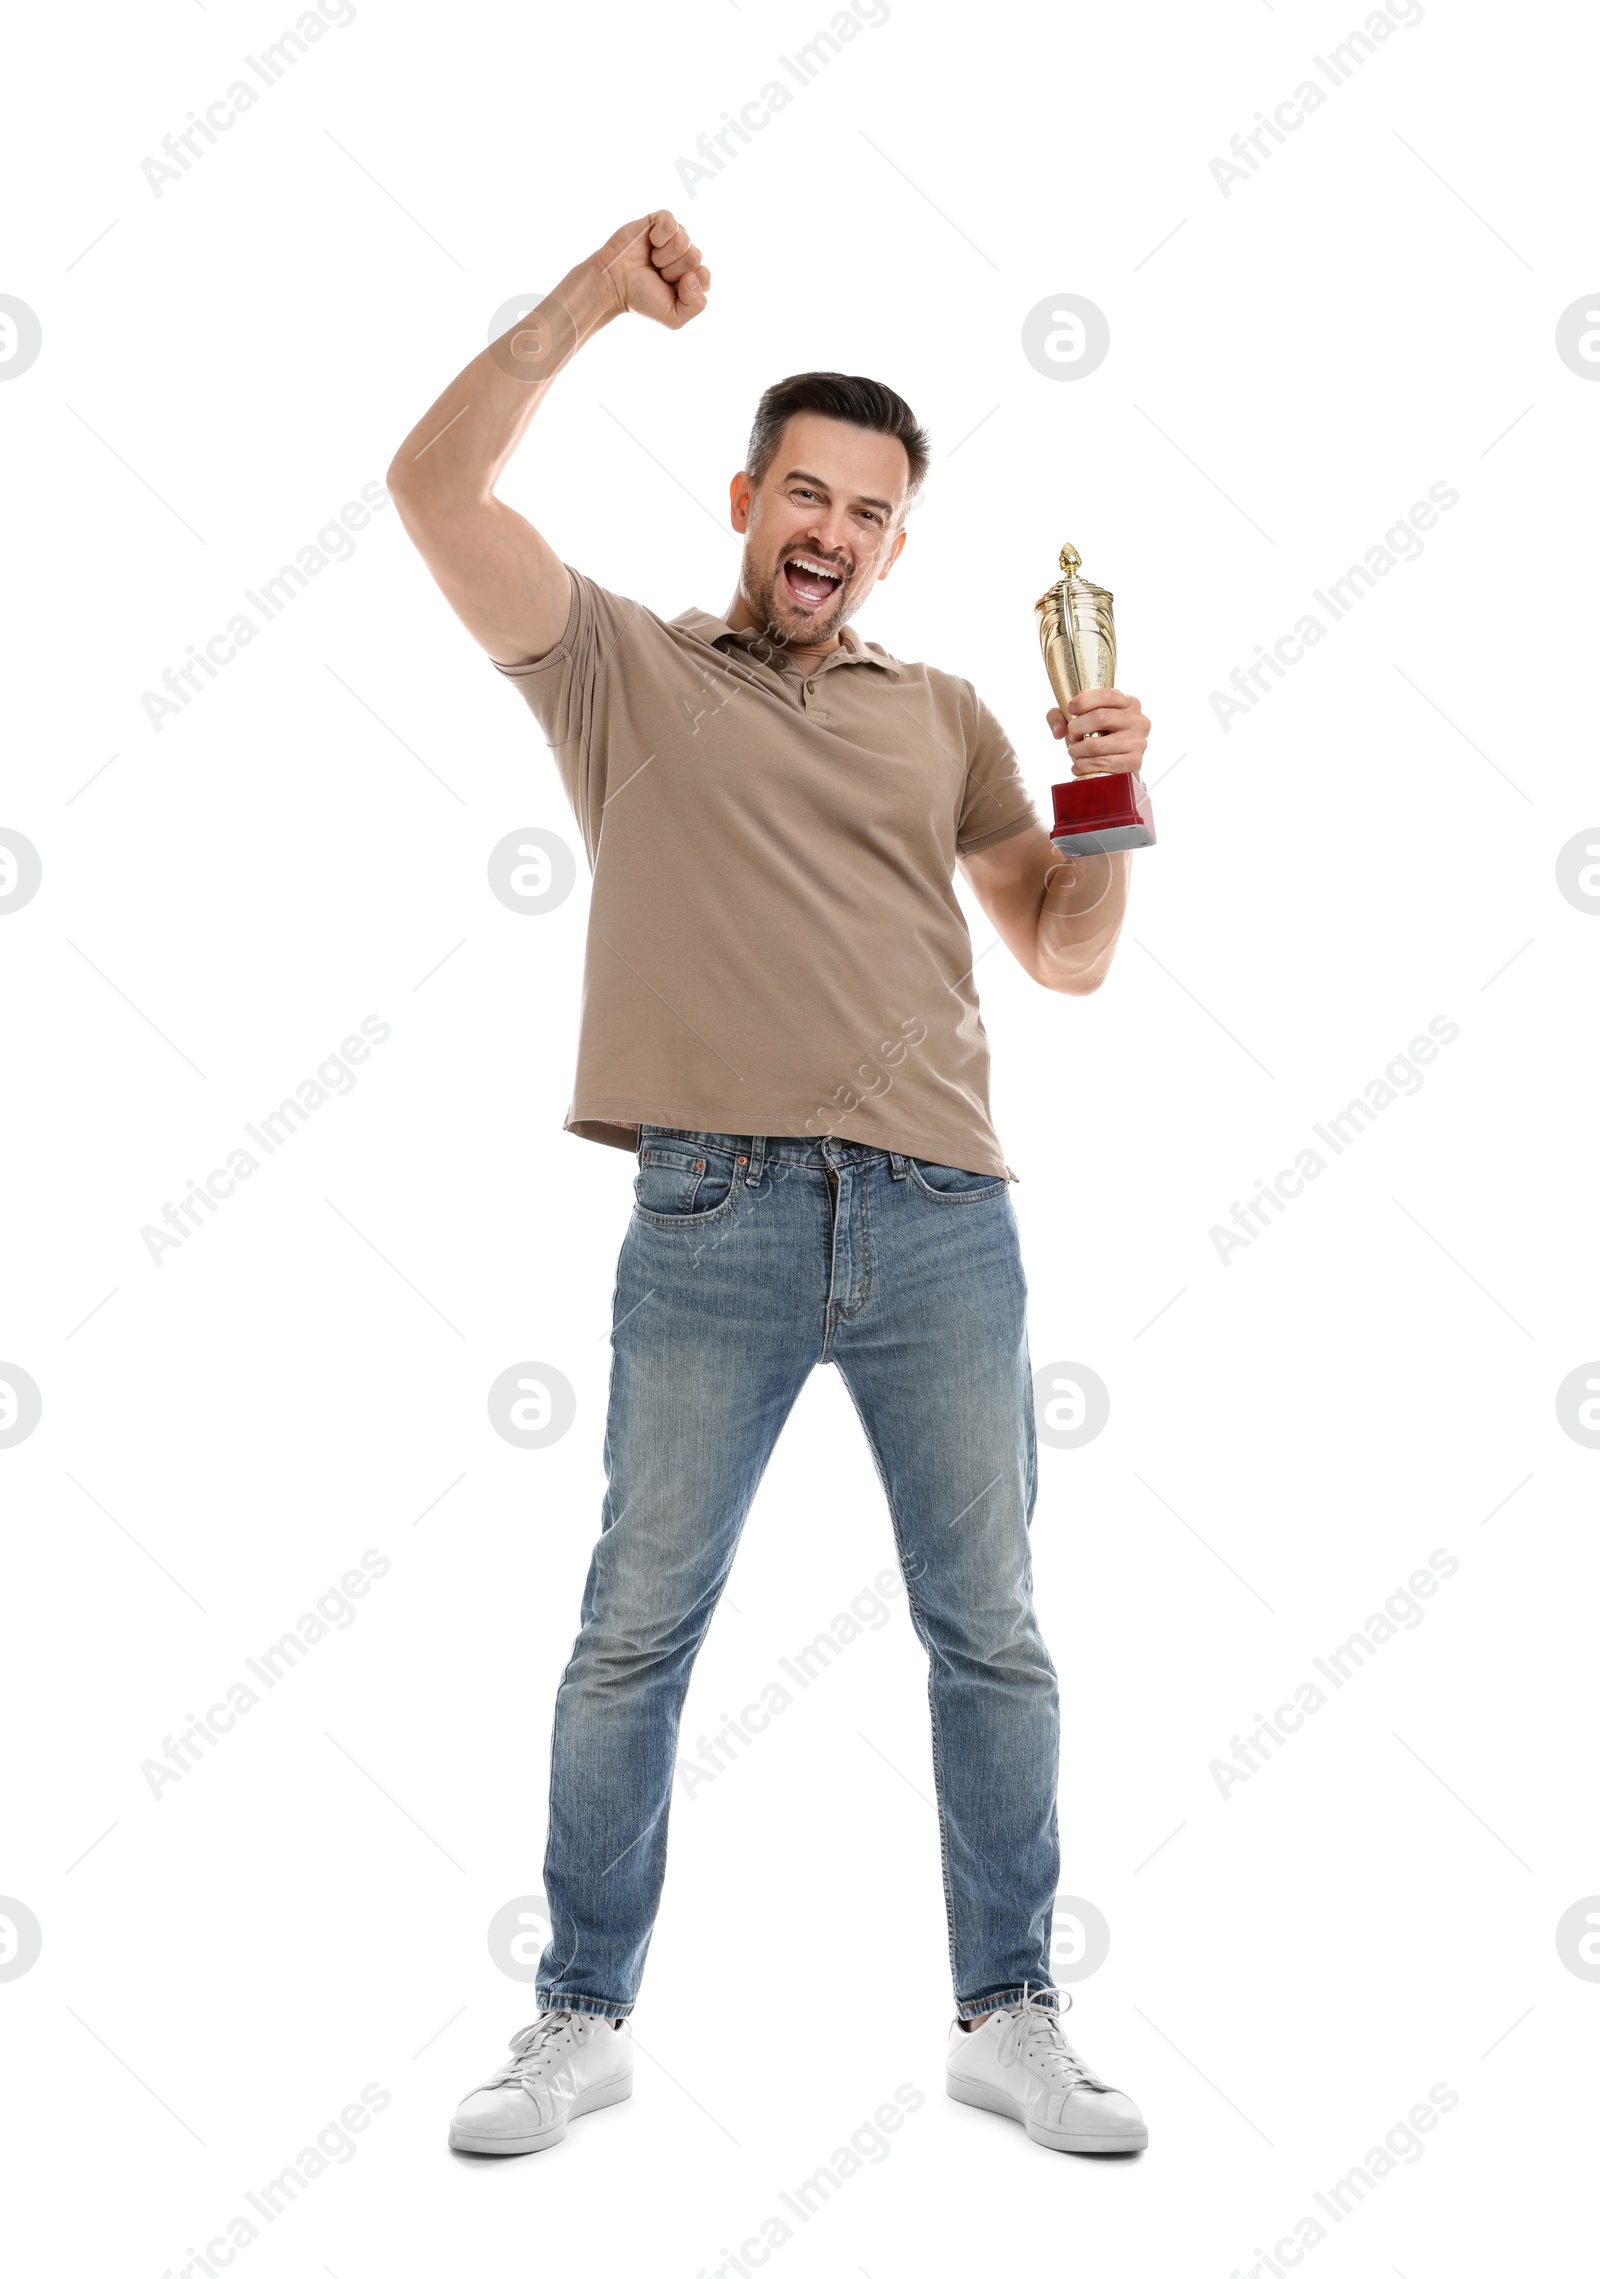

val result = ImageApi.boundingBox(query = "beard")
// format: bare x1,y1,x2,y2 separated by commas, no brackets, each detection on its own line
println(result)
743,552,858,650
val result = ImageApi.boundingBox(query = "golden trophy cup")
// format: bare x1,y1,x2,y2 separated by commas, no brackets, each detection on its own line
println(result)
1035,543,1155,855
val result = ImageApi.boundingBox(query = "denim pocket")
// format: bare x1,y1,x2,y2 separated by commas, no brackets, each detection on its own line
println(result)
904,1157,1009,1204
633,1136,741,1225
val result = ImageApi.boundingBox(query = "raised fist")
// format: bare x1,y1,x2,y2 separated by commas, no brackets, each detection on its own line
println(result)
594,211,711,330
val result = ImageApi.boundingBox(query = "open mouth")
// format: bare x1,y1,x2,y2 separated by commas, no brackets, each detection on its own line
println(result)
781,553,847,611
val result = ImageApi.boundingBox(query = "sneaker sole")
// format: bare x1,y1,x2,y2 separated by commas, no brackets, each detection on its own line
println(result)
946,2072,1147,2154
449,2069,633,2156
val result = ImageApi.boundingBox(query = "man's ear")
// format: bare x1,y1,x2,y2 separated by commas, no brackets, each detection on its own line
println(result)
729,471,753,533
877,524,909,583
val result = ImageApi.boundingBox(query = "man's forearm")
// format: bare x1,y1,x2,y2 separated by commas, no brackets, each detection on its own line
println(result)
1035,852,1131,995
388,254,623,507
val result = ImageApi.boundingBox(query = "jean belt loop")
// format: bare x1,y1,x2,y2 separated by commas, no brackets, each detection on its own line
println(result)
743,1134,766,1187
888,1150,908,1181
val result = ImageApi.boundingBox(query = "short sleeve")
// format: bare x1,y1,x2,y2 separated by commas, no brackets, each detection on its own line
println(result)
955,687,1043,855
489,568,646,834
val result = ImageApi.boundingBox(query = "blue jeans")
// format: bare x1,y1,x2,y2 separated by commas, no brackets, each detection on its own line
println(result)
537,1125,1061,2022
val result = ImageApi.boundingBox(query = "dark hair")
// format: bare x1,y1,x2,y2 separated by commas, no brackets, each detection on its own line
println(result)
745,371,930,506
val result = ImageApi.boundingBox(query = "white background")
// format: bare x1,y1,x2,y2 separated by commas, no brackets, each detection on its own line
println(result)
3,0,1597,2272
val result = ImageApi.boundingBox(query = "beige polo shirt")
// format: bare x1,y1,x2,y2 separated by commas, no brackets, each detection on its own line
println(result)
492,568,1042,1180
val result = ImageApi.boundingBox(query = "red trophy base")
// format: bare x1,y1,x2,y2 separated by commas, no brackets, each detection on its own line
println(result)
1049,770,1155,856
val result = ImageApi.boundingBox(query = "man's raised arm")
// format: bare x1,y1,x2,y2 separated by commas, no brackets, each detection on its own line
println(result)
386,212,711,667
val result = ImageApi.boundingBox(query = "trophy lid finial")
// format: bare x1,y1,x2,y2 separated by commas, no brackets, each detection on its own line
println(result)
1058,542,1081,578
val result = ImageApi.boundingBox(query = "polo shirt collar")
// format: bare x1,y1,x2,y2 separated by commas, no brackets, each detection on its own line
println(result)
673,603,903,679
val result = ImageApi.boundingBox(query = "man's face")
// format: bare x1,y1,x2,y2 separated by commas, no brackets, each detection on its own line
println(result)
730,411,911,648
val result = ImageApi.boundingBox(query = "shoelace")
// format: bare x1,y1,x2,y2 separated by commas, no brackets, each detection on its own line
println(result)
994,1983,1110,2093
478,2011,594,2098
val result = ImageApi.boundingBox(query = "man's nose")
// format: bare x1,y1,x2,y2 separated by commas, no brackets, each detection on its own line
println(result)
804,519,853,564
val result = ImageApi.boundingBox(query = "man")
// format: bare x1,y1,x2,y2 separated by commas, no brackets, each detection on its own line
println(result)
388,211,1152,2160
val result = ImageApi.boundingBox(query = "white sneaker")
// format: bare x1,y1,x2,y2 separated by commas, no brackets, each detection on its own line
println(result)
946,1986,1148,2153
449,2010,633,2155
